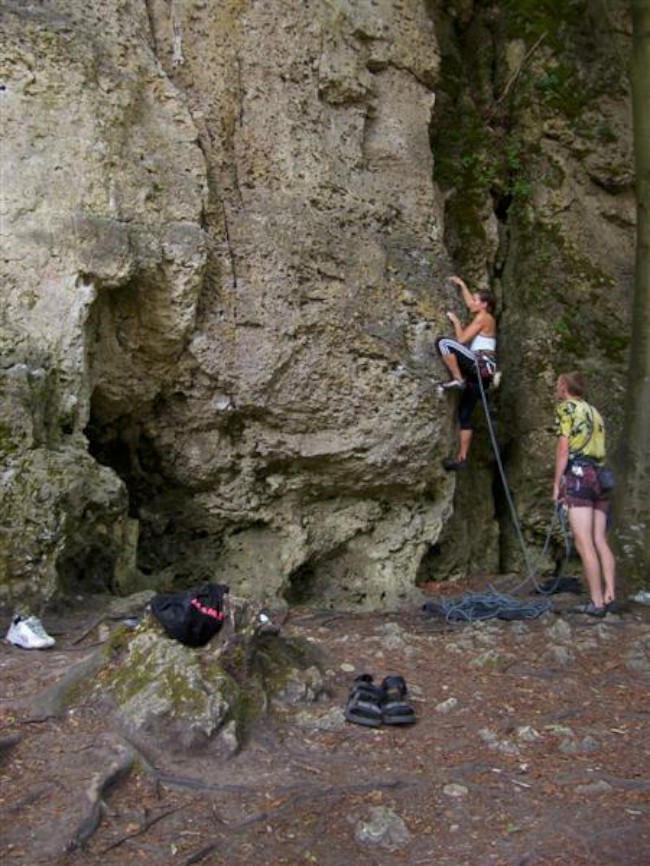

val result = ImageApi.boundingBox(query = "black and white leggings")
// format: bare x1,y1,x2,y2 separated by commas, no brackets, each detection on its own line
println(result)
435,337,480,377
435,337,487,431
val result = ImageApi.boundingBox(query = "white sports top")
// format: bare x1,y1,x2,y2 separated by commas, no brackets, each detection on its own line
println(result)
470,334,496,352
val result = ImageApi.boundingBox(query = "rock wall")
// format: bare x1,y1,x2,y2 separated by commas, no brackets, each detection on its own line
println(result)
1,0,208,603
0,0,634,610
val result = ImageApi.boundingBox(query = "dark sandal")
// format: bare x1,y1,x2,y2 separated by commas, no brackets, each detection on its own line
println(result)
344,675,383,728
572,602,606,618
380,675,416,726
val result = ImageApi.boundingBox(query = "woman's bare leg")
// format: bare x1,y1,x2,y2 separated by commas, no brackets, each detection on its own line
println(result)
458,429,472,462
593,508,616,603
568,505,604,608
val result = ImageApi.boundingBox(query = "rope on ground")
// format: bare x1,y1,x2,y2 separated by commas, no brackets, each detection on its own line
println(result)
422,589,552,623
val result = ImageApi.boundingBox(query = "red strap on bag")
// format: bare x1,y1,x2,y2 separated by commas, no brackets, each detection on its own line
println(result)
190,598,225,621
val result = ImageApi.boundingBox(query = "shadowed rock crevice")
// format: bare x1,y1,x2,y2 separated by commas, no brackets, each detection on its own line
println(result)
429,0,632,576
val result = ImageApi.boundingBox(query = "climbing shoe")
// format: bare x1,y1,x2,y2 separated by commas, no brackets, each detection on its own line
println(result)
442,458,467,472
441,379,466,391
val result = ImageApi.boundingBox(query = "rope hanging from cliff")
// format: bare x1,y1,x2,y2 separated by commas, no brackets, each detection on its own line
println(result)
476,365,577,591
424,365,573,624
475,368,537,585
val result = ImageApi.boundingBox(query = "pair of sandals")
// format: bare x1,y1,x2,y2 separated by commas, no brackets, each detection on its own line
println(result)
344,673,416,727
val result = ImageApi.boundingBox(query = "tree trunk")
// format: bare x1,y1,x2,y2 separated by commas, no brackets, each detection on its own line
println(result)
618,0,650,588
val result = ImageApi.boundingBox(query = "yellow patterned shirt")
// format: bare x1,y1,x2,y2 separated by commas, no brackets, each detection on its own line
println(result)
554,398,606,462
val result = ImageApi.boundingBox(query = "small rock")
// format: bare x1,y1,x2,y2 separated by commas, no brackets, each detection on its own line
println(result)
294,707,345,730
559,735,600,754
276,665,325,705
545,724,575,737
543,645,575,665
625,657,650,673
435,697,458,714
516,726,541,743
479,728,498,744
355,806,411,850
575,780,614,795
471,650,505,668
381,635,408,652
547,619,572,641
443,783,468,798
217,720,239,756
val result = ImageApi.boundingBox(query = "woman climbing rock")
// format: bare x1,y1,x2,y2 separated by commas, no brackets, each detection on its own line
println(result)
435,275,498,471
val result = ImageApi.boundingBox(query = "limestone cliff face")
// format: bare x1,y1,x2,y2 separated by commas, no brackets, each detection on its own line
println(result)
1,0,455,609
1,0,207,601
0,0,634,609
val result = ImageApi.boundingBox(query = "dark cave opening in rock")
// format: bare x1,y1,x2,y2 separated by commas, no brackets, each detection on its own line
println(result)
84,406,165,520
83,393,174,576
83,391,227,586
492,191,512,223
415,542,442,585
284,561,317,605
56,545,118,594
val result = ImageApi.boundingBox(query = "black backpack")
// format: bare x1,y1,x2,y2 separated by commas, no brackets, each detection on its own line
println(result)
149,582,229,647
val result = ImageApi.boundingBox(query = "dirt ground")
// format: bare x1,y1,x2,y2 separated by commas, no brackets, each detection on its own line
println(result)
1,579,650,866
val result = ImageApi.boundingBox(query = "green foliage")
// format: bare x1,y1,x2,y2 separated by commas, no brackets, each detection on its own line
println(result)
433,104,499,197
593,321,630,362
573,118,619,143
502,0,587,44
511,177,533,204
553,318,571,337
0,423,16,460
534,64,591,120
552,313,584,357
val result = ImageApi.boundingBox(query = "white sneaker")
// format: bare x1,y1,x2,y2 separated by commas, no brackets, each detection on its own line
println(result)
6,615,55,649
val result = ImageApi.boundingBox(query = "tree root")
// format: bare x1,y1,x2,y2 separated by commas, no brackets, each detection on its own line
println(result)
180,779,419,865
98,806,183,854
65,736,136,852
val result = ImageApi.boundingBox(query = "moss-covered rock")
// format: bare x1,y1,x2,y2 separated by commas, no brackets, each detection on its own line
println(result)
0,445,137,605
100,611,327,754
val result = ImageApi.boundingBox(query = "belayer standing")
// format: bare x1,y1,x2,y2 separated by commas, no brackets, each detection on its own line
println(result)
436,275,497,471
553,371,616,616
